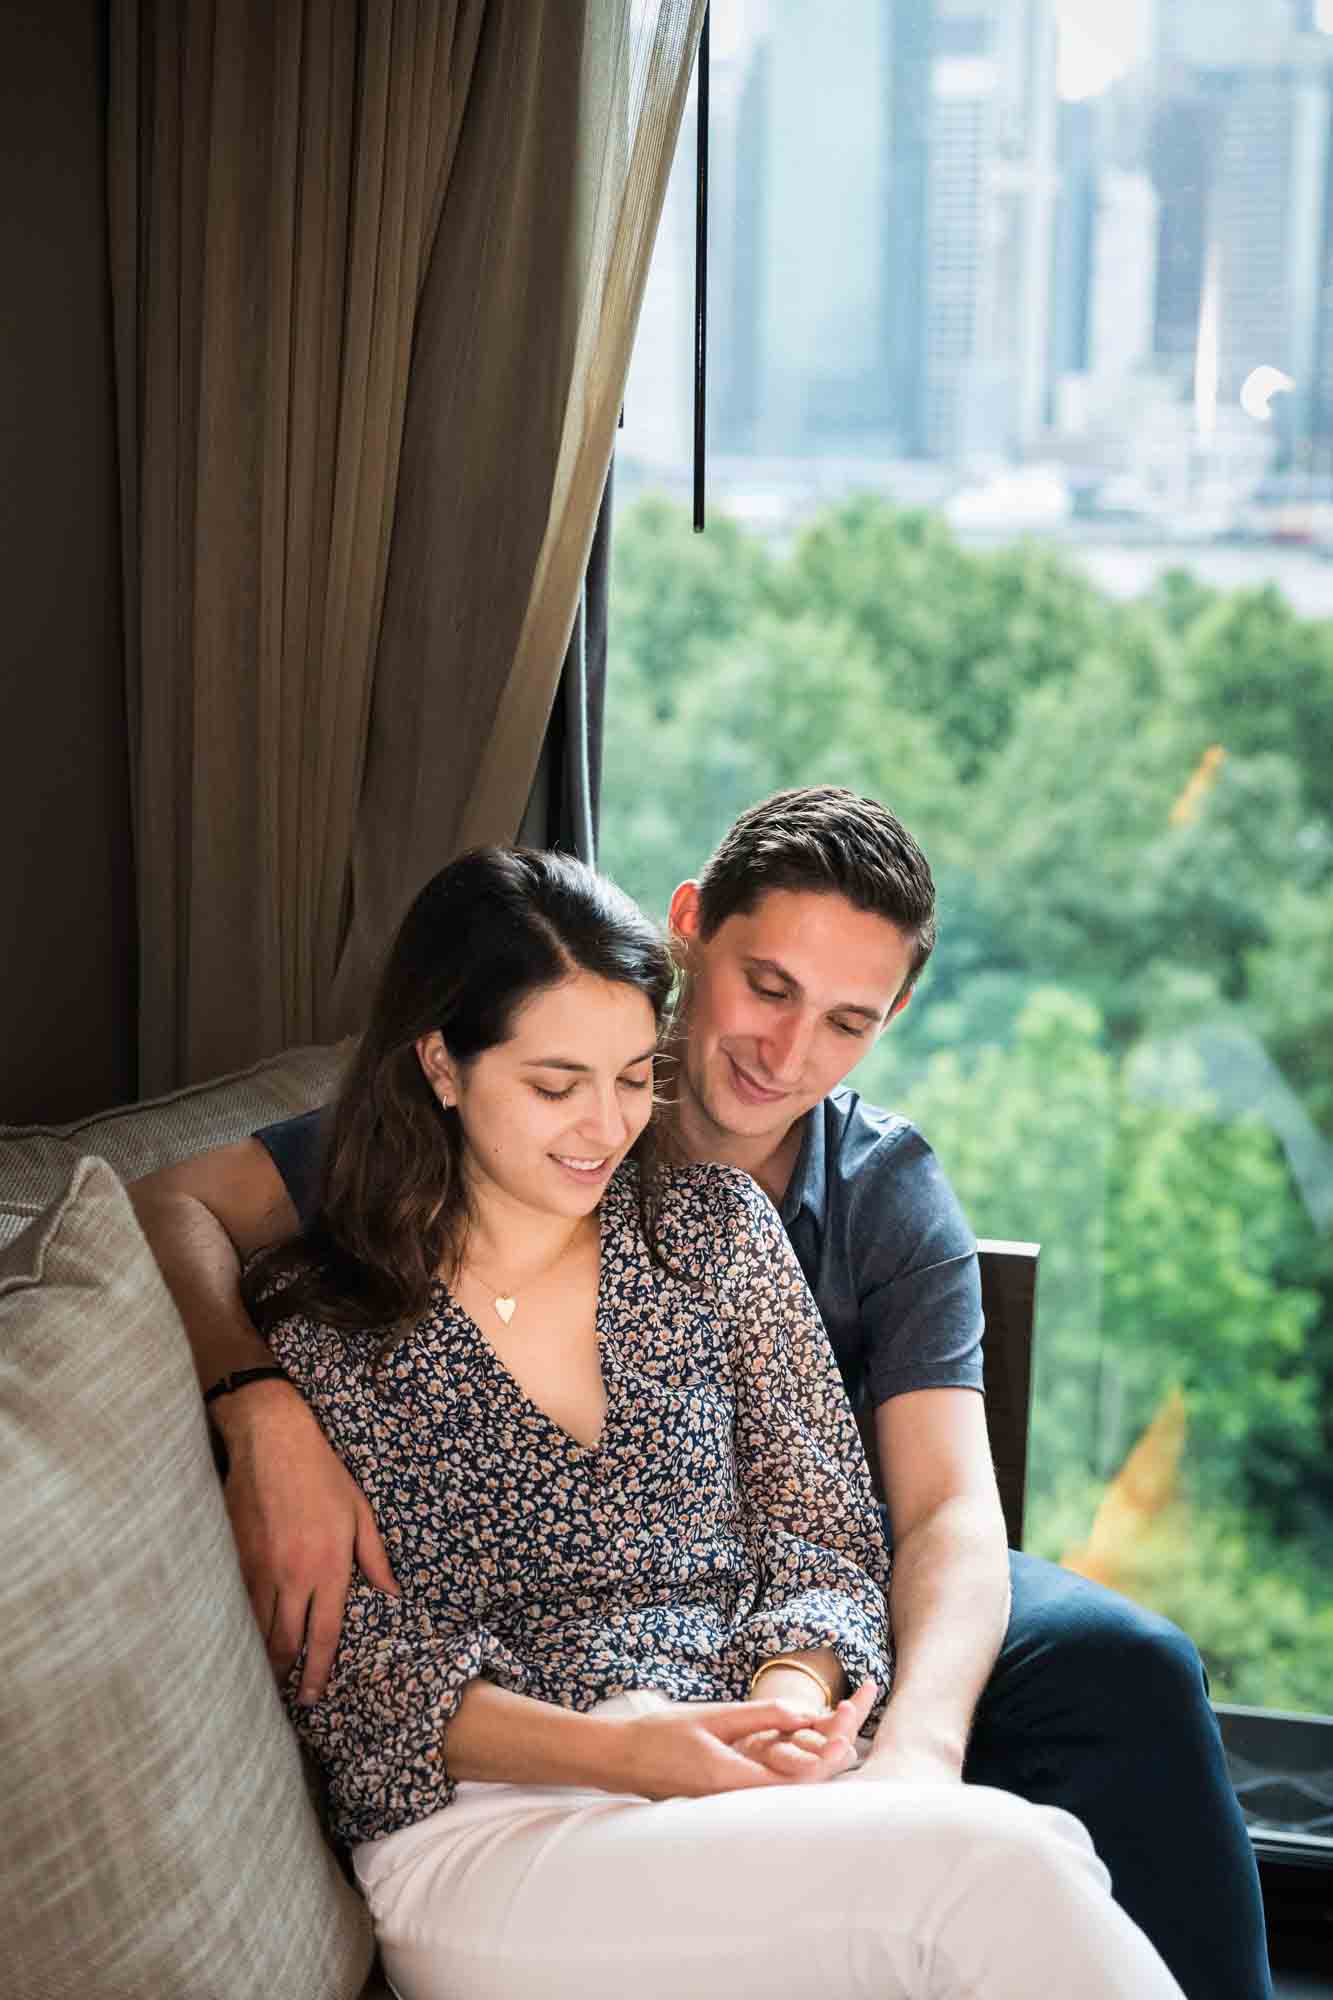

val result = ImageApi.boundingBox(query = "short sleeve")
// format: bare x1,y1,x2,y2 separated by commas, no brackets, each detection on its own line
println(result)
254,1108,328,1230
705,1171,894,1716
852,1129,984,1408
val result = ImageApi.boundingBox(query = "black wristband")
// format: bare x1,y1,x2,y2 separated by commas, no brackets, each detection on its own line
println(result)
203,1365,290,1407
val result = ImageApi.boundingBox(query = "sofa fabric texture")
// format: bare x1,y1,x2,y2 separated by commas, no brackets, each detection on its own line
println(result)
0,1136,379,1995
0,1040,350,1249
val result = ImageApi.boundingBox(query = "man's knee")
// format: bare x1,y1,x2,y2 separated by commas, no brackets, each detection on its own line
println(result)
1069,1589,1207,1710
998,1554,1212,1733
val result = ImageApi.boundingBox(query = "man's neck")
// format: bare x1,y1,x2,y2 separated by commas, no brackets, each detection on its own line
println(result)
672,1081,808,1211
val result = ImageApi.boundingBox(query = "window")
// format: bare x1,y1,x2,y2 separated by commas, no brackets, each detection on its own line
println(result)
604,0,1333,1846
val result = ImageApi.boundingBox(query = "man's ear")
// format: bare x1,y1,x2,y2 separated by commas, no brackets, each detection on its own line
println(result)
416,1030,459,1106
667,880,704,947
887,986,914,1023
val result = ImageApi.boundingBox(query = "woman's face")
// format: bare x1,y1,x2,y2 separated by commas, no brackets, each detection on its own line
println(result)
420,972,659,1222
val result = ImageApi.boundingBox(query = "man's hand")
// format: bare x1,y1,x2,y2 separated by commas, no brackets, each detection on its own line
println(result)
213,1379,398,1702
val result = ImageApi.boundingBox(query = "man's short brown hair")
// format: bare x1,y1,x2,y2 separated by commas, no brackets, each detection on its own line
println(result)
695,787,937,993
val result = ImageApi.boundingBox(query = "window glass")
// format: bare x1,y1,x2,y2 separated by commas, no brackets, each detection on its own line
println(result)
603,0,1333,1823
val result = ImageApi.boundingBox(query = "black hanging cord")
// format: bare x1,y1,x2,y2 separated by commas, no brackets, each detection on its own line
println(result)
693,5,710,531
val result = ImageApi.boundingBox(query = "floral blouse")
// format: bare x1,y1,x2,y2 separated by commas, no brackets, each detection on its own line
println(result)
268,1162,894,1845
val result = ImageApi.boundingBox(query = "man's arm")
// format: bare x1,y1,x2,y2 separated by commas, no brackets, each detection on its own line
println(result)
130,1139,300,1388
861,1387,1010,1780
129,1140,397,1698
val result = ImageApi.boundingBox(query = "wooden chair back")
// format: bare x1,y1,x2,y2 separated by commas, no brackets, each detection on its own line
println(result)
856,1239,1039,1550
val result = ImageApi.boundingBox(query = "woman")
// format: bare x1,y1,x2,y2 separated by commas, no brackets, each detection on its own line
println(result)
245,846,1183,2000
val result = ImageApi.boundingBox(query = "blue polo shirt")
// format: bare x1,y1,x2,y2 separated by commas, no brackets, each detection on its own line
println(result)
255,1087,983,1412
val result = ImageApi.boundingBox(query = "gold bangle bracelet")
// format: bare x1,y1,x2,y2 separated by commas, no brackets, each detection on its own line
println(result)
747,1655,835,1712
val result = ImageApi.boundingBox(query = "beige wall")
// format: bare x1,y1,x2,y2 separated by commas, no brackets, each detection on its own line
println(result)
0,2,134,1122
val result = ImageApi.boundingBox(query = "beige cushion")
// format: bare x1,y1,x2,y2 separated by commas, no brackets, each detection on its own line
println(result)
0,1041,349,1250
0,1156,375,1999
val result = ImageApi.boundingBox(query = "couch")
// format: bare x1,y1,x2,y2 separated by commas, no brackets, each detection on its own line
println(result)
1,1043,1037,2000
0,1042,392,2000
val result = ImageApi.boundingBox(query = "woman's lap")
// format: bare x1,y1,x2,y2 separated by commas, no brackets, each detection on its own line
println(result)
354,1697,1182,2000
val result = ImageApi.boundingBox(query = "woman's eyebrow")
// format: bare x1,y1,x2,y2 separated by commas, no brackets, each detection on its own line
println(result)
520,1050,657,1072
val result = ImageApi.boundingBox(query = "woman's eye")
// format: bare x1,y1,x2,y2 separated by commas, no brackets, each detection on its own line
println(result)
533,1084,576,1101
618,1076,652,1091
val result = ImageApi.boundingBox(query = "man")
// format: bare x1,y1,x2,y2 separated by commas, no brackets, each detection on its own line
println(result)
132,786,1269,1999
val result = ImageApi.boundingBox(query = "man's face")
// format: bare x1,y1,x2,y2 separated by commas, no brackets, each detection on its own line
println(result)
669,885,915,1149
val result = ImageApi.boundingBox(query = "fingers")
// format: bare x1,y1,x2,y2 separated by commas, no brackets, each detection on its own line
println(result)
708,1698,815,1742
354,1504,400,1599
732,1724,856,1781
703,1741,790,1790
296,1502,390,1702
297,1580,349,1706
267,1588,311,1684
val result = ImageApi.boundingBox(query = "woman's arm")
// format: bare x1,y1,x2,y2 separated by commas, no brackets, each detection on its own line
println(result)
445,1679,840,1798
709,1171,895,1718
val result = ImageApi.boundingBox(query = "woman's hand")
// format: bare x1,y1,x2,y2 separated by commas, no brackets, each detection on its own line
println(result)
613,1697,843,1800
732,1677,877,1782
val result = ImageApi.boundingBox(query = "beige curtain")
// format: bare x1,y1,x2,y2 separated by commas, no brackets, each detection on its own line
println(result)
328,1,707,1029
110,1,704,1091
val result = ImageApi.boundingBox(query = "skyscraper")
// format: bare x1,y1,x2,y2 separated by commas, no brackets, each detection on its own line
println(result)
1149,2,1333,458
924,0,1059,459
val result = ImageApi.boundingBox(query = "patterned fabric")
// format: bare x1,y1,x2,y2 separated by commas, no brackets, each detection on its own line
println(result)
0,1156,374,2000
270,1163,894,1846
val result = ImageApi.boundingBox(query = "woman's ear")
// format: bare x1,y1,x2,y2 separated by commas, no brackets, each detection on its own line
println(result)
415,1030,458,1107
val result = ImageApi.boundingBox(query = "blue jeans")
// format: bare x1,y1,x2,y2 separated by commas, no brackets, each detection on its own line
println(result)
960,1550,1271,2000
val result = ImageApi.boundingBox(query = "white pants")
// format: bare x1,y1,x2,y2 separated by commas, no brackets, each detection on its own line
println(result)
354,1691,1185,2000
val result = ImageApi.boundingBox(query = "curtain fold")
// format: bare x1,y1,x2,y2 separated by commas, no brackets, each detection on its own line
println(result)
110,0,703,1088
329,3,705,1031
111,0,484,1093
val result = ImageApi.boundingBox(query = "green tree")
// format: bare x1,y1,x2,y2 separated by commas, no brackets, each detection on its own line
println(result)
777,497,1119,777
609,494,775,718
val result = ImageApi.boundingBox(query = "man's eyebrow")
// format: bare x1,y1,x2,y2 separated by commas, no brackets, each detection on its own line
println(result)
743,957,883,1024
519,1050,657,1072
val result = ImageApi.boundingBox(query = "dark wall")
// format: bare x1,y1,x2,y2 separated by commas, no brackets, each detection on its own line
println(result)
0,2,134,1121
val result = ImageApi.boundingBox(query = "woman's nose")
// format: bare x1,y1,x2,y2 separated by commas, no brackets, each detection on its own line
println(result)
581,1089,630,1149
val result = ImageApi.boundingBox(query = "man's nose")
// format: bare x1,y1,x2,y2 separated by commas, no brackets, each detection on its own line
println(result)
762,1011,815,1084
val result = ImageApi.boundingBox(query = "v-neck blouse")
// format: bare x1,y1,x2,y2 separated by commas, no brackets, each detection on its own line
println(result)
268,1162,894,1846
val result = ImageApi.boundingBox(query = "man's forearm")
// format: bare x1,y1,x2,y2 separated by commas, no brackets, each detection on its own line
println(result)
869,1496,1010,1769
130,1186,279,1393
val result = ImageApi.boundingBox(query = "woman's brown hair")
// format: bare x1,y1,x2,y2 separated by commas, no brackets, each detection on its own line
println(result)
242,846,677,1346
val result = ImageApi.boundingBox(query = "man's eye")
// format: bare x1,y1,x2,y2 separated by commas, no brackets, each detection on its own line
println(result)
832,1020,869,1039
533,1084,576,1101
749,982,786,1001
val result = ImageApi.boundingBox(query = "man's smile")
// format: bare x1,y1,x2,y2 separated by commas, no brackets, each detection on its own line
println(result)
725,1052,789,1105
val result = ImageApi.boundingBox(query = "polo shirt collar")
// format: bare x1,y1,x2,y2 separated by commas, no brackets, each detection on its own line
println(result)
779,1098,829,1227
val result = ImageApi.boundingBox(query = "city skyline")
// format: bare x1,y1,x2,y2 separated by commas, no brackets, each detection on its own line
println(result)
626,0,1333,512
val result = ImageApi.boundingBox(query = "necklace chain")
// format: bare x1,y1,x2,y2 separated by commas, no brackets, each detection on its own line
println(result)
459,1219,593,1324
